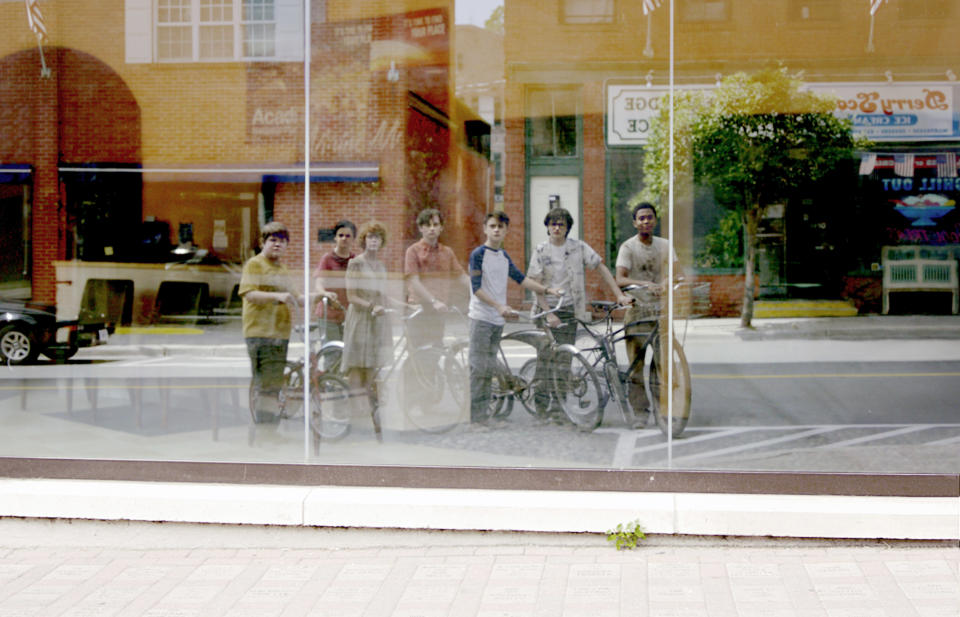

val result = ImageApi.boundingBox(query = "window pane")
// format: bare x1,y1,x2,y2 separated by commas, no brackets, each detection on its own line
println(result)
681,0,728,22
200,24,233,59
157,25,192,60
562,0,614,24
244,23,275,57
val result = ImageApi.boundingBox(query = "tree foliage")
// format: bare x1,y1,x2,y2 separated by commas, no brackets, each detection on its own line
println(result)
484,5,504,35
641,68,864,326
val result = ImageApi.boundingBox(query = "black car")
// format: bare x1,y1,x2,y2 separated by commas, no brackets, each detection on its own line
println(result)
0,299,112,365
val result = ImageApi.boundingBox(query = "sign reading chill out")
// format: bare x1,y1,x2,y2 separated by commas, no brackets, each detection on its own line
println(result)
606,82,960,146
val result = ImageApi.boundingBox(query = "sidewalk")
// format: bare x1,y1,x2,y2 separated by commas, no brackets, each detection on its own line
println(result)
1,518,957,617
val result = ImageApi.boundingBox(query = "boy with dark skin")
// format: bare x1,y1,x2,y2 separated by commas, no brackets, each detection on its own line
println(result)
615,202,676,424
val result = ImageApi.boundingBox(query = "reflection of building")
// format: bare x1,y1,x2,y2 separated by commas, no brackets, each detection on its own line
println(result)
504,0,960,314
455,24,505,206
0,0,490,322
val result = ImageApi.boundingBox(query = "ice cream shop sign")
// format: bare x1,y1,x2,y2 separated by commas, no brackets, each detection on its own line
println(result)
808,83,957,141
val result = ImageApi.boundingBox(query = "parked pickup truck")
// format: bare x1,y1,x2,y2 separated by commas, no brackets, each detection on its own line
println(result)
0,298,112,364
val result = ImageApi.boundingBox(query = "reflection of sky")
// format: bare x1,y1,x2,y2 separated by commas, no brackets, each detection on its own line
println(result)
455,0,503,26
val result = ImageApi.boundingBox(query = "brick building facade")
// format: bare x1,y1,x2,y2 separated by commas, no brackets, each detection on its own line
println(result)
1,1,489,320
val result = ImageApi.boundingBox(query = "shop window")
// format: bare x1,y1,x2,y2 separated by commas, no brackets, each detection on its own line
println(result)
562,0,615,24
899,0,954,19
527,88,580,158
787,0,839,22
680,0,728,22
125,0,302,63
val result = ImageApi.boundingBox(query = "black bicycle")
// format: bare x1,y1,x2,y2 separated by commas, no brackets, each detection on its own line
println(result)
575,286,692,438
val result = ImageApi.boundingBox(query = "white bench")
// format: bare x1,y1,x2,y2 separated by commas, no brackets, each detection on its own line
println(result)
881,246,959,315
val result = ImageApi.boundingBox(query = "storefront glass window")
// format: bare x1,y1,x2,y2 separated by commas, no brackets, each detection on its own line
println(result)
1,0,958,478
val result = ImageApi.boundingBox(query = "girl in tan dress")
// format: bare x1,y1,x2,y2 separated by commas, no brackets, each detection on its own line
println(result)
342,221,392,438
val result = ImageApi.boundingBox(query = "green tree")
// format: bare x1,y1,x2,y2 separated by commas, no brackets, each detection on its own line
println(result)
484,5,504,35
641,68,863,327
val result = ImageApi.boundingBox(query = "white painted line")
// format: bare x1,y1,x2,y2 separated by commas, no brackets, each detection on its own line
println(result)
671,427,837,463
609,431,638,468
818,425,930,449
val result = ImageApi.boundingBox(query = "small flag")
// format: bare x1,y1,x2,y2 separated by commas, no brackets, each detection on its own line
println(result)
643,0,662,16
936,153,958,178
25,0,47,42
894,154,915,177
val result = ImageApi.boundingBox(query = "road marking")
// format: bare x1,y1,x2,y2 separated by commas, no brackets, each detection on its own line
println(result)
668,427,838,464
819,425,930,449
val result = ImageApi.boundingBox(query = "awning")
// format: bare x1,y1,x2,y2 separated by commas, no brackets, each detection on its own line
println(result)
58,162,379,183
0,165,32,183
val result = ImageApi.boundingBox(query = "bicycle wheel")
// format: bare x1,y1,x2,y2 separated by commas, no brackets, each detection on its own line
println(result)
309,373,351,444
479,360,514,421
313,344,342,375
445,341,470,408
551,349,604,431
281,362,304,420
517,358,542,417
649,336,692,438
403,347,461,433
248,359,295,423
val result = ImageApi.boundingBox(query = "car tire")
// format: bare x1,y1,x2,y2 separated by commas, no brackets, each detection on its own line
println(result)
0,324,39,365
43,345,79,363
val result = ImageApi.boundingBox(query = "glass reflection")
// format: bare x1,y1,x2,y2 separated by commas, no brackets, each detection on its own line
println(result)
1,0,959,474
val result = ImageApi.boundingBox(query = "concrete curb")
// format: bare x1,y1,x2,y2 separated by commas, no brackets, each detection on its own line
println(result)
1,479,957,540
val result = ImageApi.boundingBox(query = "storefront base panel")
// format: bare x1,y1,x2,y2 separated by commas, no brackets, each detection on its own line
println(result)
1,478,957,541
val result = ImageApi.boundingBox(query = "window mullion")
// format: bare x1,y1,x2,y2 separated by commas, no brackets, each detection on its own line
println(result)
192,0,200,61
235,0,242,60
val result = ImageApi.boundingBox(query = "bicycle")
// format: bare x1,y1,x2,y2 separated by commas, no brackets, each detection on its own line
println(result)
336,305,473,439
398,307,472,434
575,285,692,438
480,297,604,428
247,298,351,447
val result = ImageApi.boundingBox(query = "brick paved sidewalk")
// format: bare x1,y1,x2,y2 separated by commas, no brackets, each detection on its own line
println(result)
1,518,957,617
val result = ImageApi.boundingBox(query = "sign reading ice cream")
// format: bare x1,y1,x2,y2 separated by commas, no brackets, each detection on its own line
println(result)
808,83,958,142
607,82,960,146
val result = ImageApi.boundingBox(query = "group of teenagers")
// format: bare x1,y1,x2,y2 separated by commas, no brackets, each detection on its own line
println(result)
239,201,672,435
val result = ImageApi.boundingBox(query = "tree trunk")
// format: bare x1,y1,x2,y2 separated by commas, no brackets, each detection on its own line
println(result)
740,207,760,328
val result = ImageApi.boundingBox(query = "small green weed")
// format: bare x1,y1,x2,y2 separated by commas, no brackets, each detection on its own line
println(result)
606,519,646,550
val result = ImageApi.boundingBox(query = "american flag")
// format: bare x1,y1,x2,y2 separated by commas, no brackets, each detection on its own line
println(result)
894,154,915,177
869,0,887,16
937,153,958,178
643,0,662,16
25,0,46,42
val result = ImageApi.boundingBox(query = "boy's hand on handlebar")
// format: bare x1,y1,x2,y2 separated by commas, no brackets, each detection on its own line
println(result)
546,286,564,297
498,304,518,319
616,293,634,307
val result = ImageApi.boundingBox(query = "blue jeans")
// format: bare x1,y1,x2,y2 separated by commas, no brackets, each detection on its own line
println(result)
469,318,503,424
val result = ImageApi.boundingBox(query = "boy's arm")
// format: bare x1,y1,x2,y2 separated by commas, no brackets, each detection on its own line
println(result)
598,264,633,306
474,288,515,318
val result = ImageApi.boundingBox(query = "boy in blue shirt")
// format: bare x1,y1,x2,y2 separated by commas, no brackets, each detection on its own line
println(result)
468,212,562,426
